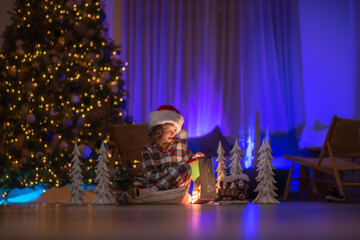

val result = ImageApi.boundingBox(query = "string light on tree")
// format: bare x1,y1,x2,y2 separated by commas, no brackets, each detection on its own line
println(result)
0,0,132,192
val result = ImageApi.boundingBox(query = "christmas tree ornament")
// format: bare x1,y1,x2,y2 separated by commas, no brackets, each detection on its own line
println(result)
50,108,59,117
66,0,76,10
35,151,44,160
253,138,279,204
100,71,110,83
63,117,73,128
71,94,80,104
78,144,91,159
58,37,65,46
32,61,40,70
59,141,68,150
26,114,36,124
42,54,50,65
92,141,114,205
21,104,29,114
51,56,59,64
15,40,23,48
75,117,85,128
15,48,25,55
8,66,16,77
110,81,119,93
85,28,96,38
58,72,66,81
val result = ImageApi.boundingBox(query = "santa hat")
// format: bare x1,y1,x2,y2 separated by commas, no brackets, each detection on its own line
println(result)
148,105,188,139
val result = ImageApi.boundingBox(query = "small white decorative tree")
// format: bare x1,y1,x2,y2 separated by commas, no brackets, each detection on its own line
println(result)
215,141,227,189
229,138,245,176
92,141,113,205
70,142,85,205
253,138,279,204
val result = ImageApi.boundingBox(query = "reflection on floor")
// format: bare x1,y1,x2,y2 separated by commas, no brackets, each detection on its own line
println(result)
1,201,360,240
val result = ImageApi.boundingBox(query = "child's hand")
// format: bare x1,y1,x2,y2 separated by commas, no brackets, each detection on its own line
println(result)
193,152,205,158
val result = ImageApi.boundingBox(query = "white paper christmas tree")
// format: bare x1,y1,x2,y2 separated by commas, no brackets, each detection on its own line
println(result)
215,141,227,188
253,138,279,204
229,138,245,175
229,138,249,182
92,141,113,205
70,142,85,205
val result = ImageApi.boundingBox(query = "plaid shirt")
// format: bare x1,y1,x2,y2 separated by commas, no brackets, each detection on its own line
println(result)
142,138,193,183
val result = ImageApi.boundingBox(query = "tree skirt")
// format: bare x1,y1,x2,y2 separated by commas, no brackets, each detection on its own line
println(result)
32,185,98,204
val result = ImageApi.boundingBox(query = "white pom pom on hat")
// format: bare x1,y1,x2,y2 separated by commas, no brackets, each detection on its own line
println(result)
149,105,188,139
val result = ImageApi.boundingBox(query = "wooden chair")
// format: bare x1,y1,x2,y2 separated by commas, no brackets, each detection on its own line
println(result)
108,123,149,171
283,115,360,200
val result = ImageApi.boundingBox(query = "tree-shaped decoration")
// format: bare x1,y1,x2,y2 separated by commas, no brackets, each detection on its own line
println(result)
253,138,279,204
69,142,84,205
229,138,245,176
92,141,113,205
215,141,227,189
0,0,131,190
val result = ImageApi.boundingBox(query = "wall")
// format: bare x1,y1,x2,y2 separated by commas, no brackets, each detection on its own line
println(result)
299,0,359,127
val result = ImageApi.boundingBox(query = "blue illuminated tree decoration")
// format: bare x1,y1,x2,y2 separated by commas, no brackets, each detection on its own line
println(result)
244,115,255,168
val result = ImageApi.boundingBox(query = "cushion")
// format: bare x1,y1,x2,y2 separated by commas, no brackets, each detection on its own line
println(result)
263,129,298,157
298,126,328,149
186,126,232,156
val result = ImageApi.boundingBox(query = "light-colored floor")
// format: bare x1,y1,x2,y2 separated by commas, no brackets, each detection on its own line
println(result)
1,201,360,240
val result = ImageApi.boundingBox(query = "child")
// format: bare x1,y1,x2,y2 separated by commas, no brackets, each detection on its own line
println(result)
142,105,204,191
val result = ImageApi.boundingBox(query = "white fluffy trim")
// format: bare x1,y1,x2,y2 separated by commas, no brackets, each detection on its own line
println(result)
178,129,188,139
149,109,184,134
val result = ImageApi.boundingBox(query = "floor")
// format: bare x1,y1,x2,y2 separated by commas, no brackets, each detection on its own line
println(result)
1,201,360,240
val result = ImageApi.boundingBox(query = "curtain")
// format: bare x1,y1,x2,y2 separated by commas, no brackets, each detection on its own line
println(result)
120,0,304,137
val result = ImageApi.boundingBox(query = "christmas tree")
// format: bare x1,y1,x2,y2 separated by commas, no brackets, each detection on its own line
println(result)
69,142,84,205
92,141,113,204
215,141,227,189
229,138,245,176
253,138,279,204
0,0,130,191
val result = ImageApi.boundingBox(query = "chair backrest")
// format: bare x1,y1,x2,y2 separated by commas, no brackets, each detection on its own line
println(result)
318,116,360,165
108,123,150,163
329,117,360,157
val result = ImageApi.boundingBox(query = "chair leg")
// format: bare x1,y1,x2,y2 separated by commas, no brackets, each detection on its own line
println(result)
332,166,345,199
327,142,346,200
284,162,294,200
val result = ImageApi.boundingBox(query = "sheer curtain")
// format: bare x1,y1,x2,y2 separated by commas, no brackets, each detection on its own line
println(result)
120,0,304,137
